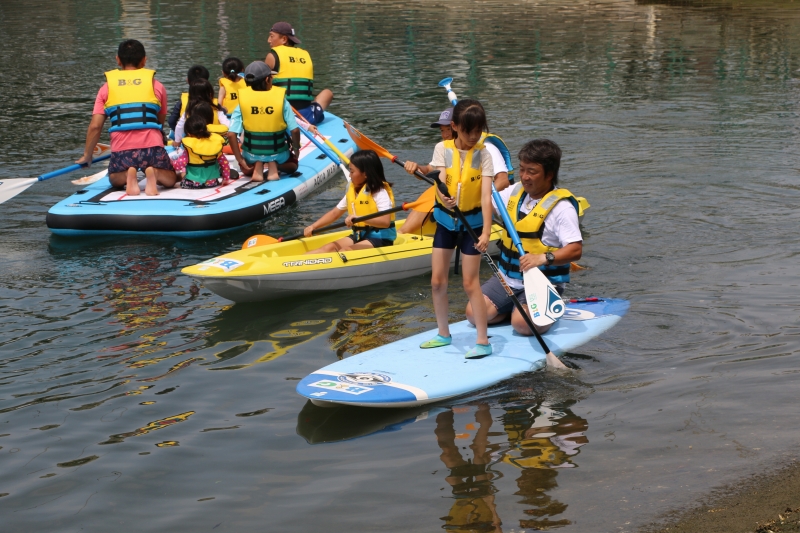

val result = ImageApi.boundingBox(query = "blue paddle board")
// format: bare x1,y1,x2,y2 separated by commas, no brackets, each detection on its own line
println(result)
296,298,629,408
47,112,355,238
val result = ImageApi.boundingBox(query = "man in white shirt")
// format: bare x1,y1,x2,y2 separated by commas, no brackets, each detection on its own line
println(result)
466,139,583,335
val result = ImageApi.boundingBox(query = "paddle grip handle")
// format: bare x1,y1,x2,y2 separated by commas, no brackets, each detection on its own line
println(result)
389,158,435,186
38,153,112,182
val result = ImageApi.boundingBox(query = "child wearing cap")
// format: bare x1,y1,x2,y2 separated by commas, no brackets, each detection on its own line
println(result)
226,61,317,182
265,21,333,125
76,39,176,196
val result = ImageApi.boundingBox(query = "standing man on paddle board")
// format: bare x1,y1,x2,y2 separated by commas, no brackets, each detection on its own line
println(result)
466,139,582,335
76,39,177,196
265,22,333,125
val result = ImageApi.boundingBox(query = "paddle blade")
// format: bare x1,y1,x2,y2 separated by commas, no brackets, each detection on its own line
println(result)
343,122,396,161
242,234,279,249
523,268,565,327
406,186,436,213
0,178,37,205
72,168,108,185
94,143,111,158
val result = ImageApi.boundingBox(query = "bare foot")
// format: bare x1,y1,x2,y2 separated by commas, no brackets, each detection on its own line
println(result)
144,168,159,196
125,168,141,196
251,175,264,182
266,172,280,181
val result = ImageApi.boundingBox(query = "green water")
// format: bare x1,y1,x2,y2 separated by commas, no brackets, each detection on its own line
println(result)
1,0,800,531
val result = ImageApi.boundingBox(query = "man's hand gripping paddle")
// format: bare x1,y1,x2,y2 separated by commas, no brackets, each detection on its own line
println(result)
491,183,565,328
344,121,567,370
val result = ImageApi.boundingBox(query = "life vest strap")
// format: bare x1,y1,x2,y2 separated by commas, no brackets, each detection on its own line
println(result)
243,131,288,154
106,103,161,129
497,241,570,279
435,204,482,218
273,78,313,100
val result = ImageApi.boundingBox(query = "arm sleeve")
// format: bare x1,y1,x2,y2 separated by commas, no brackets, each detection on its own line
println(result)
167,100,182,130
484,144,507,174
217,110,231,127
154,81,168,115
174,115,186,143
429,142,446,167
92,84,109,115
284,100,299,132
545,202,582,247
480,148,495,178
372,188,393,211
228,106,244,134
336,195,348,211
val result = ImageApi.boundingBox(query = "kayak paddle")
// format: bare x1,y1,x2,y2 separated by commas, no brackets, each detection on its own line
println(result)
242,187,436,249
344,123,566,370
0,152,112,205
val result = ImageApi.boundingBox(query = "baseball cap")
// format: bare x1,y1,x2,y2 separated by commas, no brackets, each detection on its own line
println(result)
244,61,277,83
430,108,453,128
271,22,301,44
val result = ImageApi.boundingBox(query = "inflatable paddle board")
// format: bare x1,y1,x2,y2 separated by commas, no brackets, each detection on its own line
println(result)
297,298,629,408
47,113,355,238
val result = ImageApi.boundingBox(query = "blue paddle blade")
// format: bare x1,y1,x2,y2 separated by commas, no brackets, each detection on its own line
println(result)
438,77,453,87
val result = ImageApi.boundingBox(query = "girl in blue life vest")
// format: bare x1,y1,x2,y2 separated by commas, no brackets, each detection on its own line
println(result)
403,99,495,359
172,104,232,189
303,150,396,254
218,57,246,116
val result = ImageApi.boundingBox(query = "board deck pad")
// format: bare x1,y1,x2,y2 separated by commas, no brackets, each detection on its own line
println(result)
297,298,629,408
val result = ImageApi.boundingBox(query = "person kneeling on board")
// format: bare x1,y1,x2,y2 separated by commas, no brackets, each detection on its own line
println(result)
171,103,232,188
76,39,177,196
303,150,396,253
466,139,583,335
226,61,315,182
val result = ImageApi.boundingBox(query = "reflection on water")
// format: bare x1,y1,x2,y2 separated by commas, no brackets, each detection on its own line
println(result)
1,0,800,531
297,397,589,532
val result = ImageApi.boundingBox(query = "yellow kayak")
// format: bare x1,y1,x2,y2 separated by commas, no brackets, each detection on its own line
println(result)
183,220,504,303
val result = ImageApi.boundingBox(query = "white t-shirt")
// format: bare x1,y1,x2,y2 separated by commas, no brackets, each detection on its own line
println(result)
336,186,393,212
491,186,582,289
483,143,508,175
429,141,506,176
430,141,494,177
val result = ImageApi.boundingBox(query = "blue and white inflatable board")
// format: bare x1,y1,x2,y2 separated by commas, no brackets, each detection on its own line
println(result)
47,113,355,238
297,298,629,408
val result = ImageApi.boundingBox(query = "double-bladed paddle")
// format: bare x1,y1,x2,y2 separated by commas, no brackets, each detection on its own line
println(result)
343,121,566,369
242,187,436,249
0,151,112,205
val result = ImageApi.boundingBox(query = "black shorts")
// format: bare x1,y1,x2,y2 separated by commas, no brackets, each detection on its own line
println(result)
351,233,393,248
483,276,565,315
432,224,481,256
108,146,173,174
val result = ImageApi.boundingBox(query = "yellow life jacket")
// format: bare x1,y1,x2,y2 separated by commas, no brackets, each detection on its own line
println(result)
271,45,314,103
180,93,221,125
238,86,289,156
219,77,247,113
497,185,579,284
104,68,161,132
432,138,486,231
345,182,397,242
182,133,226,184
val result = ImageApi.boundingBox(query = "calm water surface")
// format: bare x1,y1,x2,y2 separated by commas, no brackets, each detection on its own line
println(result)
1,0,800,531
